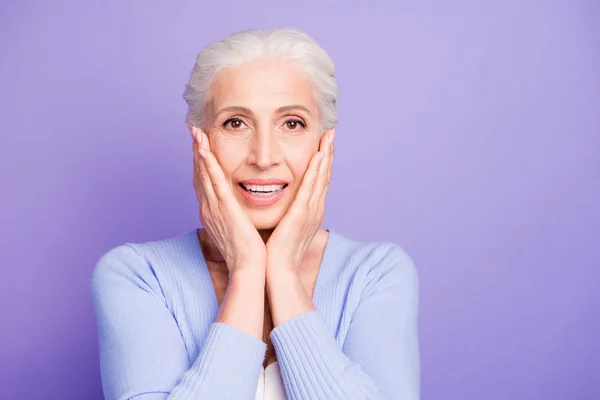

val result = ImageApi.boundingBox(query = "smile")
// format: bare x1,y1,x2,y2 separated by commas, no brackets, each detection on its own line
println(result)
239,183,287,196
237,181,289,206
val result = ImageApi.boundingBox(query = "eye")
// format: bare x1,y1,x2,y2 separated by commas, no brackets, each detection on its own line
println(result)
284,119,306,131
223,118,246,130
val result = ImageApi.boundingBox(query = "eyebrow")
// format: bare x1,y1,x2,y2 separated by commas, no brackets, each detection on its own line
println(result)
214,104,312,119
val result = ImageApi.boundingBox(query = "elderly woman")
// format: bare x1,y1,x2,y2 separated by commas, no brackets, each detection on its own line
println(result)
91,28,420,400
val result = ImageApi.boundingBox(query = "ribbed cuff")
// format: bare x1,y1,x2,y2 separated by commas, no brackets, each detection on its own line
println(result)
270,310,354,399
171,322,267,399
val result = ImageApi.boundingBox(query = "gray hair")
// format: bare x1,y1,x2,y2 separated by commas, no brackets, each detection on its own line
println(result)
183,28,338,131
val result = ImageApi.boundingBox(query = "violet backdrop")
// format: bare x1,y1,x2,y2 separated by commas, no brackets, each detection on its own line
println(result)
1,1,599,399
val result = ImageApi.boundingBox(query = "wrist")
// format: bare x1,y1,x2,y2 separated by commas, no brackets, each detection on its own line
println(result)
230,263,266,282
265,269,314,327
267,255,298,272
229,253,266,275
266,266,299,286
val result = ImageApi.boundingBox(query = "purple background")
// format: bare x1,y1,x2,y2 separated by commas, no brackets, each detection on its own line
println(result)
1,1,599,399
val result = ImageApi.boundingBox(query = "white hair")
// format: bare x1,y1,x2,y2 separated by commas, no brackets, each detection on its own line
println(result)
183,28,338,131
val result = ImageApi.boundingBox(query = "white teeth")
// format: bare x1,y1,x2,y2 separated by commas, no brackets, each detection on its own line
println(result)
242,184,286,195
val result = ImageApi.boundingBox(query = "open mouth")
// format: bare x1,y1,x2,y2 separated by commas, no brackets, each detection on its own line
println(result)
238,183,288,196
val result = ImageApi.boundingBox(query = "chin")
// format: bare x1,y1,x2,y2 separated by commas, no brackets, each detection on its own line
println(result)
237,190,293,230
249,213,283,231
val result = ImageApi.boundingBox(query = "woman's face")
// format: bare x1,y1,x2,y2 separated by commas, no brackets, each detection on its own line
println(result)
203,59,325,230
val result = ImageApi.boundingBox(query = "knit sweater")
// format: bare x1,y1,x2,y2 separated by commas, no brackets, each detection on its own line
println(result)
91,228,420,400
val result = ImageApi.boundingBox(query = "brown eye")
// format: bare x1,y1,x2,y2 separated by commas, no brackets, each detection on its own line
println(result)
223,118,245,129
285,120,305,130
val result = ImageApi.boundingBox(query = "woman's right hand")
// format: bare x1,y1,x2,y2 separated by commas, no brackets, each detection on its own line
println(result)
191,126,266,276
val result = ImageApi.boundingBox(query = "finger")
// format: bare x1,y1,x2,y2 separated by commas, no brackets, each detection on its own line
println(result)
319,130,335,201
191,128,201,185
189,123,197,140
192,128,217,202
198,129,212,152
194,129,225,198
328,129,335,182
194,128,219,198
311,130,332,186
316,129,334,203
295,148,325,205
198,145,234,204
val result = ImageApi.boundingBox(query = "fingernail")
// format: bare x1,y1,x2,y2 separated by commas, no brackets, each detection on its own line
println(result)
329,130,335,144
317,152,325,161
199,149,206,158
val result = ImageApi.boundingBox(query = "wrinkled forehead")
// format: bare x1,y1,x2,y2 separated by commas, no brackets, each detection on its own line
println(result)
206,59,319,118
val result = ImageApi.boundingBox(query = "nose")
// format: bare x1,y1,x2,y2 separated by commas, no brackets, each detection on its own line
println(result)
247,128,281,171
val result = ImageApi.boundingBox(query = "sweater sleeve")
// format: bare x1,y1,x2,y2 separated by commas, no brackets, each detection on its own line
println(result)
269,244,420,400
91,244,267,400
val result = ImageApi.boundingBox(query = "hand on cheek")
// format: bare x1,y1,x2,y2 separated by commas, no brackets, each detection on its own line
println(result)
191,127,266,274
266,129,335,273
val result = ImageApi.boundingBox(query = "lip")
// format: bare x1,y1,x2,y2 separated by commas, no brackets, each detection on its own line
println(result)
237,181,288,206
239,178,288,185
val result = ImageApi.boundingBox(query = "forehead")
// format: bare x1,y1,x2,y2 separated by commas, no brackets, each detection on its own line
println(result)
209,59,317,112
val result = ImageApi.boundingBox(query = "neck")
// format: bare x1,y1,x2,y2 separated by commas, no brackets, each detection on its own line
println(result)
258,229,274,244
197,227,273,265
197,227,329,270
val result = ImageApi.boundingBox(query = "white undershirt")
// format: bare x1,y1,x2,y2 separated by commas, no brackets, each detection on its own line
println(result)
255,361,286,399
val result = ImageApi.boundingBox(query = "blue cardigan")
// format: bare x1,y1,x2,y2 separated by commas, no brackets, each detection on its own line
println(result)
91,229,420,399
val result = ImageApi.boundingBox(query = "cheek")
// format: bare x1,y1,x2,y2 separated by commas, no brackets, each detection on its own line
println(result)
281,139,318,180
210,136,248,178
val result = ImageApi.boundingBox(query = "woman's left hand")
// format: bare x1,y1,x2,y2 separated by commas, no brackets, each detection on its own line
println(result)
266,129,335,275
